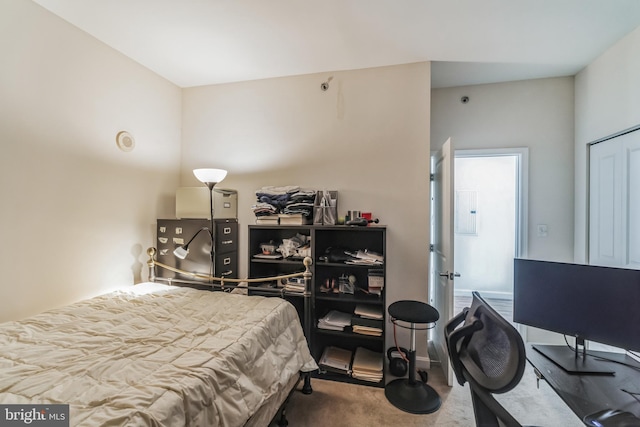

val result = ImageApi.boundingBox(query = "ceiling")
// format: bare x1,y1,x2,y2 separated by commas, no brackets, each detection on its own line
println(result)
33,0,640,89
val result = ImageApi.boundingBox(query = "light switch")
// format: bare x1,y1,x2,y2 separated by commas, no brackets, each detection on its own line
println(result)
537,224,548,237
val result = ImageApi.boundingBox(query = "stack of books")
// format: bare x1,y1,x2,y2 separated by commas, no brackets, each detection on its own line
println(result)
284,277,306,293
351,347,383,383
319,346,353,375
317,310,352,331
255,215,279,225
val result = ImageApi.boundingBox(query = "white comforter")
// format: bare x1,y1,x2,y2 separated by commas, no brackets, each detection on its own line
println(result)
0,283,317,426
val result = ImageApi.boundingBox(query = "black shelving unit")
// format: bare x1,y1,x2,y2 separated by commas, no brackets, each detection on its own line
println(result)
248,224,386,388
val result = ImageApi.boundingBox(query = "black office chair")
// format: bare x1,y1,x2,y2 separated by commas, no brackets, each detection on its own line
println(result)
445,291,526,427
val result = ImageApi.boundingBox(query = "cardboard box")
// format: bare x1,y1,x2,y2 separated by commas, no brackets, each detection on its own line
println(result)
176,187,237,219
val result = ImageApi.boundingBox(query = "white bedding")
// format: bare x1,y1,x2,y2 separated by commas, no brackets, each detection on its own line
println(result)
0,283,317,426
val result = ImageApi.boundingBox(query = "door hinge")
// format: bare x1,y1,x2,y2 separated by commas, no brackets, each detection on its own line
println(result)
430,173,435,182
429,244,434,252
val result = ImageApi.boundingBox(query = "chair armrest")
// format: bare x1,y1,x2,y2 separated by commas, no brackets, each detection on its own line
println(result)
445,309,483,386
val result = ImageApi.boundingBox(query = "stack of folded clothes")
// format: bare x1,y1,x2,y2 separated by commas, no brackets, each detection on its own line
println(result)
282,190,316,218
252,186,316,224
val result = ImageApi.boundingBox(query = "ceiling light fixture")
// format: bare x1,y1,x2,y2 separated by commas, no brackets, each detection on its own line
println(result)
116,131,135,152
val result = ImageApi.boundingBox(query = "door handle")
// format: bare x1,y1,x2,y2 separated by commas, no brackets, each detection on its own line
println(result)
439,272,461,280
439,272,449,277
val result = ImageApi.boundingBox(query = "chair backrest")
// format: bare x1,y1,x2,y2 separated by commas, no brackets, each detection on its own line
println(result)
445,291,526,427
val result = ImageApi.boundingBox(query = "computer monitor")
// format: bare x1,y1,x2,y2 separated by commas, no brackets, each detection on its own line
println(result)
513,259,640,375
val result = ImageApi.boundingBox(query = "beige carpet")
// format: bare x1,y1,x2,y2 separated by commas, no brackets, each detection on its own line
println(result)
280,366,584,426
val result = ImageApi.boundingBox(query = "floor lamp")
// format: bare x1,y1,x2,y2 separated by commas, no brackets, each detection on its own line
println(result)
174,168,227,279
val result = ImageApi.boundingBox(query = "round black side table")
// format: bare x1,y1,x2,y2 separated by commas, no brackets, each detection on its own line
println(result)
384,300,442,414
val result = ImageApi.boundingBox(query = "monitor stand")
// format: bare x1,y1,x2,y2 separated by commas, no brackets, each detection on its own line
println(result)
532,344,615,375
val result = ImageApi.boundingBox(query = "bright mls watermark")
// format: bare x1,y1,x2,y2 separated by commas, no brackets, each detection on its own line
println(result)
0,405,68,426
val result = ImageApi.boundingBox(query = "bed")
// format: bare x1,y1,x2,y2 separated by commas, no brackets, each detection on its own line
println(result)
0,251,317,426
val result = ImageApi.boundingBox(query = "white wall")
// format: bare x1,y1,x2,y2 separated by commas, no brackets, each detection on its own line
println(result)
181,63,432,356
574,26,640,263
432,77,575,263
0,0,182,322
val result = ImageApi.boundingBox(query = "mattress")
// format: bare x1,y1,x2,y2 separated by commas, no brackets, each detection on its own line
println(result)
0,283,317,426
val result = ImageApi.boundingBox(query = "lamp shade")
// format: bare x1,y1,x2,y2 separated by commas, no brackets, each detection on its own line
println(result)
193,168,227,184
173,246,189,260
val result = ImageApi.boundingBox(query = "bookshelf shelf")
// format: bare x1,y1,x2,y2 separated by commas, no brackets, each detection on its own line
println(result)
315,370,384,388
316,328,382,341
250,258,304,265
315,293,384,305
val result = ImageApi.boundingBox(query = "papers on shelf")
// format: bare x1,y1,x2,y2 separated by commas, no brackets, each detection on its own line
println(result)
319,346,353,375
253,253,282,259
318,310,352,331
318,346,383,383
352,325,382,337
345,249,384,265
351,314,383,336
354,304,383,320
284,277,306,293
319,346,383,383
351,315,383,328
351,347,383,383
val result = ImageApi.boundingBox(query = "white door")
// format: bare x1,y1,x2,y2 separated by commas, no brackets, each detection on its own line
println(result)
430,138,455,386
628,136,640,269
589,131,640,269
589,140,623,266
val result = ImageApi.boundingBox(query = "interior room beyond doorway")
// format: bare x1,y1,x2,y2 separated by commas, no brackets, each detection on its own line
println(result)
453,152,523,323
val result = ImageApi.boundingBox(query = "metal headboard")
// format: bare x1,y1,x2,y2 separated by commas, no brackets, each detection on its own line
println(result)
146,247,312,295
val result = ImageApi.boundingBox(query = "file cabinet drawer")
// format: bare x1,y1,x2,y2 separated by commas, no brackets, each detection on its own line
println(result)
215,220,238,253
215,252,238,279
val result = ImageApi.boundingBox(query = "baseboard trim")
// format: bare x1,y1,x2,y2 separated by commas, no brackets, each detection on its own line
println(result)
454,289,513,300
416,355,431,370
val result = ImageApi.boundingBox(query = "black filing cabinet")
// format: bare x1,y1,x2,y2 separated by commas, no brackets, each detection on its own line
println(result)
214,219,238,278
156,218,238,283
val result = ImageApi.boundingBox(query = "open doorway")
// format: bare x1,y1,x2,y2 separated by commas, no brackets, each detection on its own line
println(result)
452,149,528,323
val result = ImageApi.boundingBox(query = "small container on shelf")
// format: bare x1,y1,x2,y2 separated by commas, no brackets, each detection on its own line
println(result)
367,269,384,296
260,241,278,255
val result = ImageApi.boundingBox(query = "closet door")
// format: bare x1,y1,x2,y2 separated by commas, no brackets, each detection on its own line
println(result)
624,134,640,269
589,140,622,266
589,130,640,269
